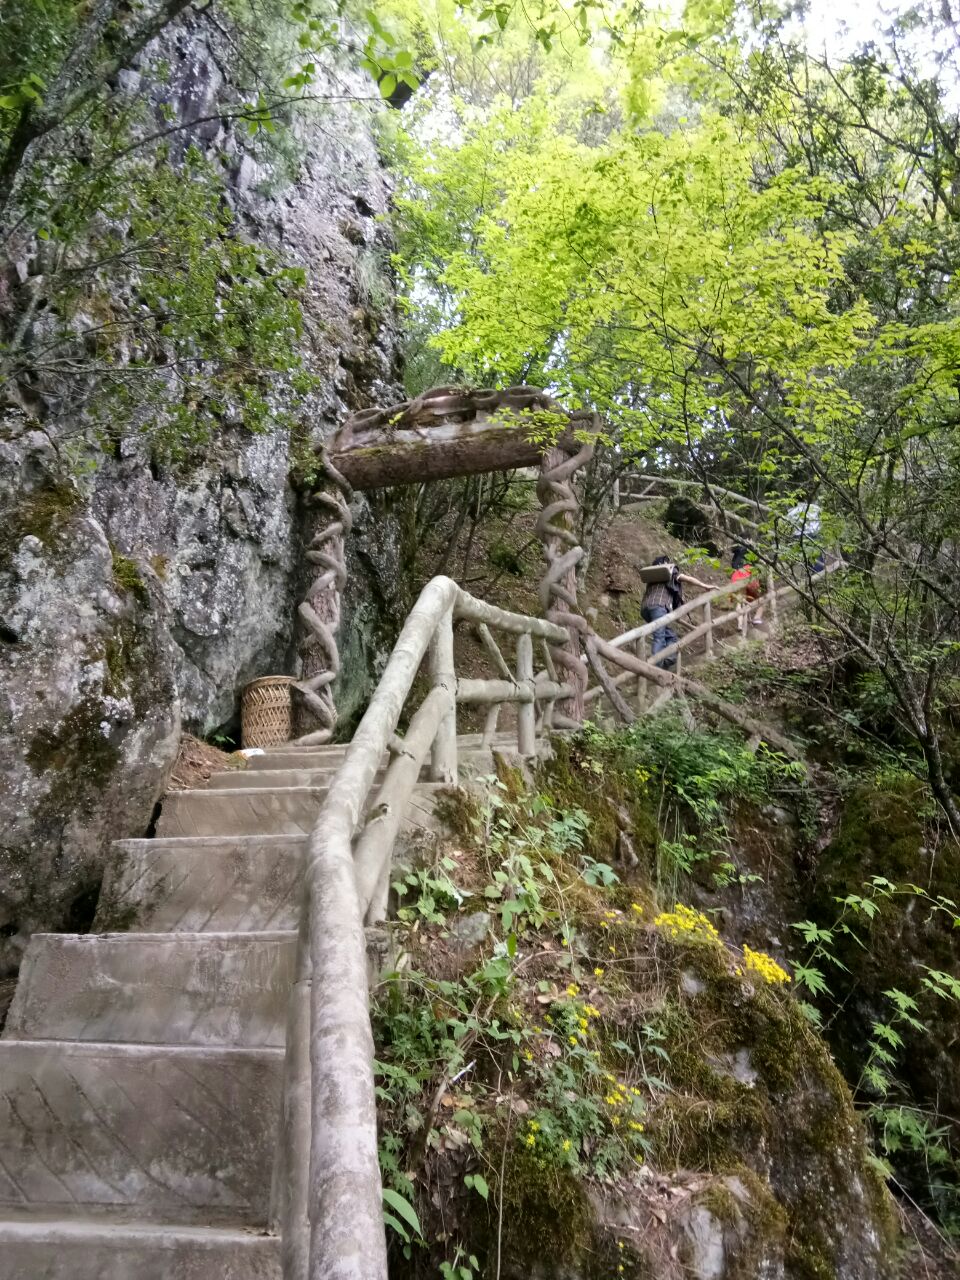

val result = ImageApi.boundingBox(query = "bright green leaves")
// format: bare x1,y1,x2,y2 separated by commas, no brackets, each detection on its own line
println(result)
360,8,421,101
0,69,46,112
418,106,868,453
382,1185,423,1243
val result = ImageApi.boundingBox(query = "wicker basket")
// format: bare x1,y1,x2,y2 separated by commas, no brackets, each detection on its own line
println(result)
241,676,295,749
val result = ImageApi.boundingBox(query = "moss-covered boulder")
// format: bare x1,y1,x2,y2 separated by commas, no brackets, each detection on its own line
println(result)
375,758,903,1280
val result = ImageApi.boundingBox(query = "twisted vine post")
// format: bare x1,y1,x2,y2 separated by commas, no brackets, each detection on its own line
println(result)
535,435,595,724
293,453,353,745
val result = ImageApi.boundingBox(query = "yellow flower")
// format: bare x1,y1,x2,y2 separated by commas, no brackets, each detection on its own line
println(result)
631,903,643,914
742,945,791,985
566,983,580,996
529,1121,540,1131
600,921,610,929
594,967,605,977
611,1116,621,1127
578,1018,588,1030
629,1121,645,1132
524,1050,533,1062
609,945,616,954
562,1139,572,1152
653,903,720,946
584,1004,601,1018
569,1035,578,1046
526,1133,536,1147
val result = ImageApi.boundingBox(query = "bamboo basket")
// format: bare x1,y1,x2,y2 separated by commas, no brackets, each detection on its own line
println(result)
241,676,295,749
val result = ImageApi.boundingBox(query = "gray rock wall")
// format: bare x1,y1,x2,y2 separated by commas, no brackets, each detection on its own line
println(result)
0,16,405,996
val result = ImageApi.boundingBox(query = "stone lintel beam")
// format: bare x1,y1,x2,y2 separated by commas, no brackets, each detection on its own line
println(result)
327,384,596,491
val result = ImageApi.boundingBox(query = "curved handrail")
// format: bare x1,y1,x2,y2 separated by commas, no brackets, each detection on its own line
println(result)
281,577,571,1280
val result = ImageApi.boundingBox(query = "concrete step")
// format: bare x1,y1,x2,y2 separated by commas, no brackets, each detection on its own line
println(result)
242,744,352,770
205,768,334,790
96,837,305,934
0,1216,280,1279
5,933,295,1048
213,752,495,789
0,1041,281,1226
156,788,324,838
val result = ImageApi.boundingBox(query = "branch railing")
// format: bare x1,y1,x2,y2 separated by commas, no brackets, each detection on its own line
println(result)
584,562,841,726
280,576,571,1280
584,572,766,712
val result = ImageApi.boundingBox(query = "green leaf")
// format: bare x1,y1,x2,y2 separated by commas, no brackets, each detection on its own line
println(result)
382,1187,422,1238
379,73,397,100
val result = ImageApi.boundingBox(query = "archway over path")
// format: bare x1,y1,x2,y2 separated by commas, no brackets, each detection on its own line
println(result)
295,385,598,744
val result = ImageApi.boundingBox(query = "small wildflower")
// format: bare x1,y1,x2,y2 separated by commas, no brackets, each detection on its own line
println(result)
629,1121,645,1132
566,983,580,997
578,1017,588,1030
561,936,569,946
524,1050,533,1061
609,945,616,954
600,921,609,930
526,1133,536,1147
584,1004,601,1018
630,903,643,914
653,903,720,945
604,910,617,919
529,1121,540,1131
569,1035,578,1046
594,967,605,977
742,945,791,985
611,1116,621,1126
562,1139,572,1152
618,1242,624,1250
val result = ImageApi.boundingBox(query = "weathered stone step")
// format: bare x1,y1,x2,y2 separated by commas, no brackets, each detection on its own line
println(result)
0,1041,281,1226
5,933,295,1048
156,788,324,838
205,767,360,791
96,837,305,934
241,745,354,770
0,1216,281,1279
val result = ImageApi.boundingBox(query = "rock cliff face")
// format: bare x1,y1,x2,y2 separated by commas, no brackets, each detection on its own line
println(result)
0,17,403,1002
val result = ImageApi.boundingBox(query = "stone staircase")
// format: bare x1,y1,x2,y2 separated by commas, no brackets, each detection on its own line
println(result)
0,735,500,1278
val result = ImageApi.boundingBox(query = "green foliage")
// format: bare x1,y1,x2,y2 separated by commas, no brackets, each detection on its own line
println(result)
580,715,807,888
792,870,960,1227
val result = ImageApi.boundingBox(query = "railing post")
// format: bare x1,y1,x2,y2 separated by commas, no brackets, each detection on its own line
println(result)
635,636,646,713
517,632,536,757
429,607,457,783
704,599,714,659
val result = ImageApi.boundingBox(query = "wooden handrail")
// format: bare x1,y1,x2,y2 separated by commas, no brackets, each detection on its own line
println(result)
281,577,572,1280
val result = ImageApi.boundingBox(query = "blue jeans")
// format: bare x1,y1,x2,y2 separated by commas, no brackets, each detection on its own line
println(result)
642,604,677,669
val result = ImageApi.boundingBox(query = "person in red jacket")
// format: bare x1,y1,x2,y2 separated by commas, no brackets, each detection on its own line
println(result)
730,545,764,632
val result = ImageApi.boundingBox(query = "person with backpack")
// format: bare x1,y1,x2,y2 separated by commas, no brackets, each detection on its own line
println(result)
730,545,764,632
640,556,711,669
